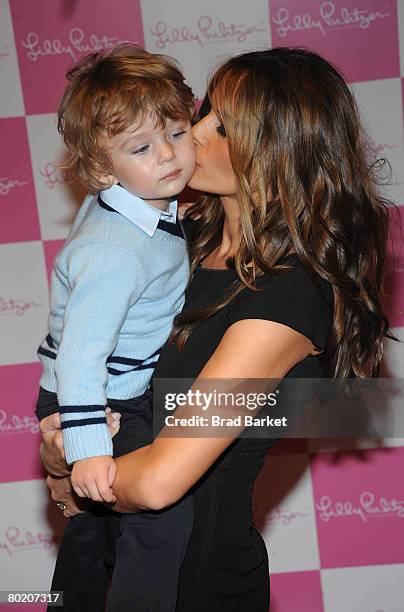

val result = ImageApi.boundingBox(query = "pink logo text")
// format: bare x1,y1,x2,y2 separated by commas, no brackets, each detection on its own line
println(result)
316,492,404,523
150,15,267,50
21,28,128,63
0,527,55,557
273,2,391,38
40,162,75,189
0,410,39,435
0,177,28,196
0,297,42,317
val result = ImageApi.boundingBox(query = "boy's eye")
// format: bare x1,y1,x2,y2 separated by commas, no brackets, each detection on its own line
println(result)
171,130,186,139
132,144,149,155
216,123,226,137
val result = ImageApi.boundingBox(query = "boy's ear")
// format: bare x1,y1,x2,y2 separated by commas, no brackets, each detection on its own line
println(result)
98,174,119,188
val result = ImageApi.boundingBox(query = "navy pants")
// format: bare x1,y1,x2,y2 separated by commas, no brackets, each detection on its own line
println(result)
36,389,193,612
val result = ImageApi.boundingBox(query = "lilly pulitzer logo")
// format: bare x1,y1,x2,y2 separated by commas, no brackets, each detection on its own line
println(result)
21,27,129,63
40,162,75,189
0,410,40,435
0,297,43,316
0,176,28,196
150,15,267,50
273,2,391,38
316,492,404,523
0,527,55,556
254,502,309,527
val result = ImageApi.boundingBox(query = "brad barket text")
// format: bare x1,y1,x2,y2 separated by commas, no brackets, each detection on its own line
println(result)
165,414,288,428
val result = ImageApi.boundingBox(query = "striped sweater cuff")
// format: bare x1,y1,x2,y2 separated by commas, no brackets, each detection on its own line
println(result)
60,405,113,464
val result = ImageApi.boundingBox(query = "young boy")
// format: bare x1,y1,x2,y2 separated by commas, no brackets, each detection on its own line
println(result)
35,45,196,611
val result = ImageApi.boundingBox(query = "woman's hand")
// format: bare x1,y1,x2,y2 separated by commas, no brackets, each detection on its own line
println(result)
39,408,121,476
39,413,69,477
47,474,90,518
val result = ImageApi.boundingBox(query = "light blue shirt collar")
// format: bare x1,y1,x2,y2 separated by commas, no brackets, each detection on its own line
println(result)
100,184,178,237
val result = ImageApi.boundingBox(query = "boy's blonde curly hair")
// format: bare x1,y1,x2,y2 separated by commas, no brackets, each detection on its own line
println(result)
58,44,195,192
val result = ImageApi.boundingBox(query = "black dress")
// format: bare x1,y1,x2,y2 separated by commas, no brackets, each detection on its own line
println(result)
152,223,333,612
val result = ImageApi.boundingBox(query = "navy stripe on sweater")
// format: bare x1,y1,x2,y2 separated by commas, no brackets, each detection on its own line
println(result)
38,347,56,360
46,334,56,348
106,347,160,365
61,417,107,429
107,361,158,375
59,405,105,414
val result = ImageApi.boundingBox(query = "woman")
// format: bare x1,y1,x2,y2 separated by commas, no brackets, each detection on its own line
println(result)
43,48,390,610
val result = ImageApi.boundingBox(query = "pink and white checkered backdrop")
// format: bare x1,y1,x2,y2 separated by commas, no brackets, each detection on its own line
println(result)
1,1,404,610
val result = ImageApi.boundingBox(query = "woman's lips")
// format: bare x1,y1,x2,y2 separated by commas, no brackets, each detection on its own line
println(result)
161,169,181,181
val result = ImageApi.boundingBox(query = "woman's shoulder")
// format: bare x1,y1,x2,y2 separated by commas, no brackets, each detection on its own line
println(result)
259,255,332,301
230,256,333,351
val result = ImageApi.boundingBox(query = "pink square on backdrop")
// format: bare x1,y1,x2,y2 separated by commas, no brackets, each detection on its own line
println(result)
0,117,40,243
270,571,324,612
310,447,404,567
383,204,404,328
269,0,399,82
0,363,45,483
10,0,144,114
43,239,65,285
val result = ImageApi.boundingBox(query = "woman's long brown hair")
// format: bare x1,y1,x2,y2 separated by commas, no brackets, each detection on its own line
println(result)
170,48,391,378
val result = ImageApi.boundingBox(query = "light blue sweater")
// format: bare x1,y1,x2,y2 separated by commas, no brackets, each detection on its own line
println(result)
38,184,189,464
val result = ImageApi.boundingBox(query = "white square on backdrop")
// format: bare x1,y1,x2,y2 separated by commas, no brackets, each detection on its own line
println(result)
0,241,49,366
0,479,65,590
26,113,86,241
0,0,25,117
351,78,404,205
321,563,404,612
141,0,272,99
253,452,320,573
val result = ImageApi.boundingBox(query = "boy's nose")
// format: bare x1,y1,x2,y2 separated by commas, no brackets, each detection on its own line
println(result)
158,141,175,163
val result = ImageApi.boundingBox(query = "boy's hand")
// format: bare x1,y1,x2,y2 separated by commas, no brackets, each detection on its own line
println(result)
38,408,121,477
71,456,117,503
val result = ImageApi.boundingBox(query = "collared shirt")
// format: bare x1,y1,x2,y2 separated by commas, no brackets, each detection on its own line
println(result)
100,184,178,237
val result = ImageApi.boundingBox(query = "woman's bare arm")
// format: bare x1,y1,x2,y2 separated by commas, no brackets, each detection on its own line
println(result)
111,319,313,512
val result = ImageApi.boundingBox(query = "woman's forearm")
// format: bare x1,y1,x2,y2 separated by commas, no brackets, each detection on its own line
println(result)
111,434,235,512
111,445,167,512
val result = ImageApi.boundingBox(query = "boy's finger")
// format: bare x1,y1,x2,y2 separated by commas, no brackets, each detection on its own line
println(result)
86,480,103,502
72,483,87,498
97,479,116,503
108,461,118,486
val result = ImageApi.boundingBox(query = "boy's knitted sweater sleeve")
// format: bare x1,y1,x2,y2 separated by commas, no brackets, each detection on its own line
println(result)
55,243,146,465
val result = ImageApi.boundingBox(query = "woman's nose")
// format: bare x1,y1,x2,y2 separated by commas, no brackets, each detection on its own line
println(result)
191,122,205,146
